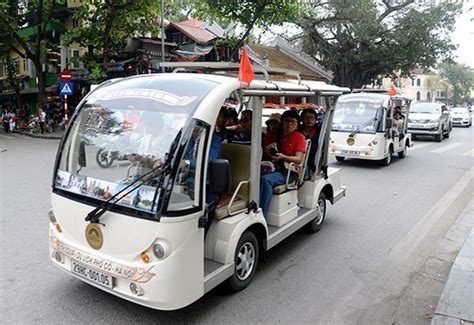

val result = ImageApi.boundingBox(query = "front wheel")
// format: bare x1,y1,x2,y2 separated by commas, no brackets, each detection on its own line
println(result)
335,156,345,162
381,150,392,166
306,192,326,233
228,231,259,291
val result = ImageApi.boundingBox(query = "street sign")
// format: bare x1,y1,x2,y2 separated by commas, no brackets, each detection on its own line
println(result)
60,81,74,96
60,69,72,82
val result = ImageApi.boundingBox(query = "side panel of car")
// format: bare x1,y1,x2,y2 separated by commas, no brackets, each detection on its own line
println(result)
204,212,267,264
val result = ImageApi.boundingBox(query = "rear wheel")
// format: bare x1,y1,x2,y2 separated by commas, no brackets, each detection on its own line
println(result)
398,142,407,158
96,149,114,168
335,156,345,162
228,231,259,291
306,192,326,233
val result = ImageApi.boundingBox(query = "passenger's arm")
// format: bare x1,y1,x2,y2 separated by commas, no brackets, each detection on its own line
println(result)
276,151,304,165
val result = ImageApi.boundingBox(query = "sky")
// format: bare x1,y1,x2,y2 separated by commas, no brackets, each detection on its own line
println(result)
452,4,474,68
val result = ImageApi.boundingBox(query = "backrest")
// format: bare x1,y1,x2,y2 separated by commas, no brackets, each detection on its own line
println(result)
221,143,250,201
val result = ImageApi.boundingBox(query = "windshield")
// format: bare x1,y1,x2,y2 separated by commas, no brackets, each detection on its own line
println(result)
332,98,383,133
411,103,441,114
55,76,217,214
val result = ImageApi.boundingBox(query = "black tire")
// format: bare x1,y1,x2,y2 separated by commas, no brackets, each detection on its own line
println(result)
228,231,259,291
96,149,114,168
443,128,450,138
381,147,392,166
306,192,326,233
335,156,345,162
398,142,407,158
434,133,442,142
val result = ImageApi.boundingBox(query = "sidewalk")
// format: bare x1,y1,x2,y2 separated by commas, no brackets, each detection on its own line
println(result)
16,129,65,140
432,199,474,324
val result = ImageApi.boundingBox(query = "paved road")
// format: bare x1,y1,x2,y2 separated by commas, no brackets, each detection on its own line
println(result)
0,126,472,324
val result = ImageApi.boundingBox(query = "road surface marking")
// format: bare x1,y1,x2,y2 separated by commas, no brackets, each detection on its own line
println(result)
389,166,473,262
429,142,462,154
462,149,474,157
408,142,434,151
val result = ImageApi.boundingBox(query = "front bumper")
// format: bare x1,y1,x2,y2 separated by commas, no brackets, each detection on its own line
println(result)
452,120,471,126
407,126,441,136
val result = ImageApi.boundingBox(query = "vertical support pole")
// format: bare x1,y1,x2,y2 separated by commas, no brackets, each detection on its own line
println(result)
64,94,68,121
249,96,262,205
161,0,165,72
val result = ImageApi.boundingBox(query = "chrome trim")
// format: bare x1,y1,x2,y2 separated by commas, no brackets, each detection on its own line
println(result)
204,262,235,293
333,186,346,204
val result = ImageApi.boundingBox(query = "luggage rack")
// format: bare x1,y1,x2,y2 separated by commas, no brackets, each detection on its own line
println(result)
159,62,302,84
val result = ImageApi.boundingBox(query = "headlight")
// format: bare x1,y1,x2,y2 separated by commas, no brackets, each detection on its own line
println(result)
429,119,439,124
152,241,171,259
408,119,412,123
48,208,56,224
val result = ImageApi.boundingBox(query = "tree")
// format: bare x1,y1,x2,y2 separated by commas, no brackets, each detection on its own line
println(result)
194,0,299,60
438,62,474,105
0,0,63,110
297,0,461,88
64,0,163,74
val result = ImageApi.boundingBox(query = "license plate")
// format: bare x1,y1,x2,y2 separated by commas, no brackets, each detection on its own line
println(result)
71,261,113,289
342,150,360,156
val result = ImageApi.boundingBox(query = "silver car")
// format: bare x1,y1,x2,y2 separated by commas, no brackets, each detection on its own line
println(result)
408,102,451,142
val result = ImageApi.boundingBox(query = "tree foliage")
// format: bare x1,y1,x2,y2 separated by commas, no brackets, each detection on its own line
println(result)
64,0,164,72
298,0,461,88
0,0,64,109
438,62,474,105
193,0,299,59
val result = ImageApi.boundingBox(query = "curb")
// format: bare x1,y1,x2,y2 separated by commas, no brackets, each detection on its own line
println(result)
432,200,474,324
16,131,64,140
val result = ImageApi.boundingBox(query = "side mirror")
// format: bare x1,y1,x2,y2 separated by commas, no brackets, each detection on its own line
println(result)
78,141,87,167
386,118,392,129
209,159,231,195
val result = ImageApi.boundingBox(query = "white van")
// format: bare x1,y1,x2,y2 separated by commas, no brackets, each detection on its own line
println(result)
48,63,347,310
330,92,412,166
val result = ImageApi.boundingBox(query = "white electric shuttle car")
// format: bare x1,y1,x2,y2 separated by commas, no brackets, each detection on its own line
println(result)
330,92,412,166
49,63,347,310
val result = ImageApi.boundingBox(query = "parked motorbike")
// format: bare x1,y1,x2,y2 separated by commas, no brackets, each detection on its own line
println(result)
95,148,129,168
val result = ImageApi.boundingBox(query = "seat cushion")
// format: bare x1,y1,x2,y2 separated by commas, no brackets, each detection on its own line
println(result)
214,195,248,220
272,181,297,194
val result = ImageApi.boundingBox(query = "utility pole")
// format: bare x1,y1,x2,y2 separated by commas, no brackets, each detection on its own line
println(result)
161,0,165,72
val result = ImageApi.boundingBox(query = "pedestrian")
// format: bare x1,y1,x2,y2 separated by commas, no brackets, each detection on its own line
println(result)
2,108,10,133
38,108,46,134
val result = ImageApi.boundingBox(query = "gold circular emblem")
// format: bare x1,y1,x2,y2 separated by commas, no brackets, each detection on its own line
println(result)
346,137,355,146
85,223,104,250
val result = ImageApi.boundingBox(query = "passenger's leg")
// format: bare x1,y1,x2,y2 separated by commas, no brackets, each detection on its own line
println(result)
260,171,288,217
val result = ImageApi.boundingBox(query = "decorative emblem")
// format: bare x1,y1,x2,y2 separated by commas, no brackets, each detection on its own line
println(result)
346,137,355,146
85,223,103,250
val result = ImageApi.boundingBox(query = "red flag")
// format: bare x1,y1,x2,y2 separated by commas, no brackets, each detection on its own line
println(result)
389,85,397,97
238,48,254,86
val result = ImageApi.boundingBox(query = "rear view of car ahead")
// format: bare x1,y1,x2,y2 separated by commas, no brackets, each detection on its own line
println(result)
408,102,451,142
451,107,472,127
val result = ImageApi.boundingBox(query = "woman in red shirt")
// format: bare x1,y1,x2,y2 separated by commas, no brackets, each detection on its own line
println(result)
261,110,306,217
